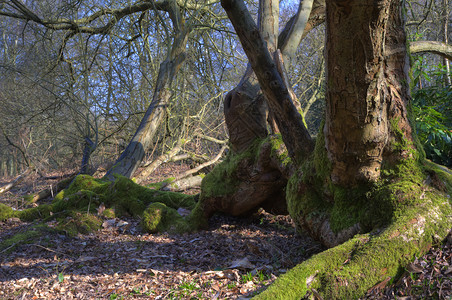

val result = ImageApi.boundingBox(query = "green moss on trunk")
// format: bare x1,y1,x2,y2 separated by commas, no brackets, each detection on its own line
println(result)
200,138,264,199
280,116,452,299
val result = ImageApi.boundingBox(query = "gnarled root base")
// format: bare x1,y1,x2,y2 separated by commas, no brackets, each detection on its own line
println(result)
197,135,293,219
256,154,452,299
254,192,452,299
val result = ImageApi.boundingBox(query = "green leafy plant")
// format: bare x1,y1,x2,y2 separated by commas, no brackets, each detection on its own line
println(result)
256,270,267,282
410,58,452,167
109,293,124,300
179,280,199,291
227,282,237,289
57,272,64,283
412,87,452,167
241,272,254,283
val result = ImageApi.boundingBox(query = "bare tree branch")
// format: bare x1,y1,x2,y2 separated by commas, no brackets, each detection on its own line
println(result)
258,0,279,52
0,169,30,195
1,0,216,35
280,0,315,66
410,41,452,60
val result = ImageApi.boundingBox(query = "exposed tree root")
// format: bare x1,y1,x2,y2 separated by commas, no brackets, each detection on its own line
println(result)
254,193,452,299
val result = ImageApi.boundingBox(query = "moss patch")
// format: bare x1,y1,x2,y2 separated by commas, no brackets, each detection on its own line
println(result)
56,212,102,236
0,203,14,221
106,175,196,217
4,174,199,236
52,174,196,219
146,177,176,190
267,134,292,166
255,189,452,299
201,139,264,199
186,202,209,230
16,204,53,222
141,202,189,233
0,224,53,254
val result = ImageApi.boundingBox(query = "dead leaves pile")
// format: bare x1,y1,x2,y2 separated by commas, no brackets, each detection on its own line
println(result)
0,212,322,299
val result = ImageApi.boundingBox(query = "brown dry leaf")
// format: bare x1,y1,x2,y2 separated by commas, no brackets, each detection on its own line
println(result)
406,262,423,273
211,283,221,291
75,256,96,263
223,269,240,281
444,266,452,275
96,203,105,215
228,257,255,270
2,172,450,300
368,276,391,293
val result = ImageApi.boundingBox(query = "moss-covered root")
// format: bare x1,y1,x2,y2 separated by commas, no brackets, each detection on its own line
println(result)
0,203,14,220
141,201,209,234
53,174,197,217
254,196,452,299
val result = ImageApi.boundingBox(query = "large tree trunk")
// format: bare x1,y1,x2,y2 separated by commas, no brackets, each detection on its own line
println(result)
324,0,413,186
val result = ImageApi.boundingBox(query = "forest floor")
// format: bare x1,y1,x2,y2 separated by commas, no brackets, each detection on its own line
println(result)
0,165,451,299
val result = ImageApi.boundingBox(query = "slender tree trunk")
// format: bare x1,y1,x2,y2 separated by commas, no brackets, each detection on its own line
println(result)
80,137,94,174
104,22,190,180
443,0,451,86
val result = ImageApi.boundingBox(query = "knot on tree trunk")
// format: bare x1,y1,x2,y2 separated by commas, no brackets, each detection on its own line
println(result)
224,88,269,153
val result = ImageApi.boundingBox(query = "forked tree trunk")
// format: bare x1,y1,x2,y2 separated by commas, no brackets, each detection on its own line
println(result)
195,0,323,218
104,23,189,180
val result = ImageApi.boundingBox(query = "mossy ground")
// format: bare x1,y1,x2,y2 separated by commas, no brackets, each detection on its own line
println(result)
0,174,201,250
0,223,55,254
0,203,14,221
141,202,193,233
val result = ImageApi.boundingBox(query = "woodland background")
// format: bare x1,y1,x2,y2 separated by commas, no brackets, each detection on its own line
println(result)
0,0,450,180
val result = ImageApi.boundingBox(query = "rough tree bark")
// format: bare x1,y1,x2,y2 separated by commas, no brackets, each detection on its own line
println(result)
324,0,414,186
